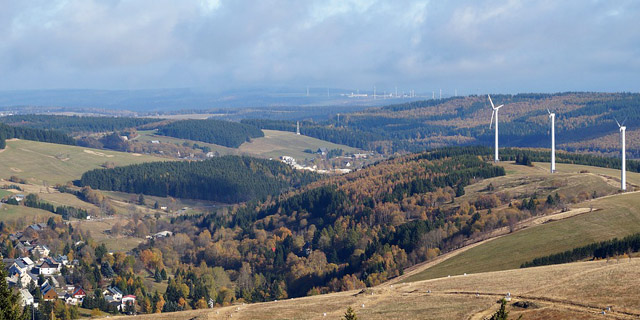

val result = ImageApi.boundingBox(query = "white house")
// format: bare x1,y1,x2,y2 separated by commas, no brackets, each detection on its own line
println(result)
19,289,34,306
31,245,50,258
38,260,60,275
104,287,123,302
119,295,136,312
153,231,173,239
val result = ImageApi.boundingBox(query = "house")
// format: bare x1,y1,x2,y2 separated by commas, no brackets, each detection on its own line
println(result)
31,244,50,258
119,295,136,312
153,231,173,239
41,285,58,302
151,140,160,144
52,255,69,266
9,259,29,275
104,287,123,302
14,194,25,202
64,294,79,305
38,260,60,275
15,242,34,255
19,289,34,306
27,223,47,232
6,269,37,288
72,287,87,301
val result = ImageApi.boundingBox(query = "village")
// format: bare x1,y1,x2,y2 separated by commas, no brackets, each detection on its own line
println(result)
3,222,137,314
2,213,175,317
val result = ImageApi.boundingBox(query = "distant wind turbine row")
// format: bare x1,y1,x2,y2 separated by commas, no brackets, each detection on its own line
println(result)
487,95,628,191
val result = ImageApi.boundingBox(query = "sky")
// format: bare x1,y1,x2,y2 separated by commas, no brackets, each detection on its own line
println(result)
1,0,640,94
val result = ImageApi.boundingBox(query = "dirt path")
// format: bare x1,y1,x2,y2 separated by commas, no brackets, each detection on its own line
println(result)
464,290,640,320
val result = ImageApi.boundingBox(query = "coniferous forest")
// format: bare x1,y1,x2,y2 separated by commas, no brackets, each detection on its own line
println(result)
521,233,640,268
0,123,76,149
157,119,264,148
0,114,162,133
78,156,319,203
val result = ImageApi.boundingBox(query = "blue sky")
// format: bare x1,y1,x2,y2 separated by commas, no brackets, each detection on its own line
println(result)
1,0,639,94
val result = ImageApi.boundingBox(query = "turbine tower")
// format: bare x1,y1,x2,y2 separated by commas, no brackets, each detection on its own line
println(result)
616,118,627,191
296,121,300,135
488,95,504,163
548,109,556,173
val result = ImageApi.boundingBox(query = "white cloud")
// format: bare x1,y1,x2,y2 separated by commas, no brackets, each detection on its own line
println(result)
0,0,638,93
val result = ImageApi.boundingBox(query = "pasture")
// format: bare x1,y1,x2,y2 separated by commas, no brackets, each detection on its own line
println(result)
0,139,162,184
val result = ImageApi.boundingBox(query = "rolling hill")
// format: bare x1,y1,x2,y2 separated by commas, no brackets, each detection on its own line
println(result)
0,139,163,184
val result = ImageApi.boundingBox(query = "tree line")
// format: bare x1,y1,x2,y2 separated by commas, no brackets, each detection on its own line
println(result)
0,114,162,133
521,232,640,268
78,156,319,203
0,123,75,149
157,119,264,148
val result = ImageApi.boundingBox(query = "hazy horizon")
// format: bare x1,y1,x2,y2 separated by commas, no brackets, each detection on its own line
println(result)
1,0,639,96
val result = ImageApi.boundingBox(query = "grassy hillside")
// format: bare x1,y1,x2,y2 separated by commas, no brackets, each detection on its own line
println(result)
0,139,163,184
403,161,640,282
239,129,362,161
0,203,56,223
136,129,363,162
97,258,640,319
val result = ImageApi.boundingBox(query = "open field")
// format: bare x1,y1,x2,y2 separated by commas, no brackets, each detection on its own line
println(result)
404,182,640,282
0,203,55,224
137,129,363,162
454,161,621,211
135,129,238,156
238,129,362,161
98,258,640,320
68,217,145,252
0,139,163,184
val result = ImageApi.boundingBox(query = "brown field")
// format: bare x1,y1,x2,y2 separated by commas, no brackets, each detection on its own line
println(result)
97,258,640,320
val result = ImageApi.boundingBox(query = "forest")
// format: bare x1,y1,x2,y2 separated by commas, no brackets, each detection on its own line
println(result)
0,114,162,133
77,156,319,203
157,119,264,148
0,123,76,149
154,147,511,302
521,232,640,268
244,92,640,155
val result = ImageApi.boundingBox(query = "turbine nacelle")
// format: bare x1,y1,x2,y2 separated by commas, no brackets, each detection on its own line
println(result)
615,117,628,130
488,94,503,129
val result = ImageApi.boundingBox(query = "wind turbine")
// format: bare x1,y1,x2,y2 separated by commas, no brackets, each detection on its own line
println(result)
616,117,627,191
547,109,556,173
488,95,504,163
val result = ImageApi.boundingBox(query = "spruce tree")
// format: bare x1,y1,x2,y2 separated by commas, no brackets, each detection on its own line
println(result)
343,306,358,320
0,261,24,319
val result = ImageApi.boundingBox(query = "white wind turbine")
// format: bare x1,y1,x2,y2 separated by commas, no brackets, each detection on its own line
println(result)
547,109,556,173
615,117,627,191
488,95,504,163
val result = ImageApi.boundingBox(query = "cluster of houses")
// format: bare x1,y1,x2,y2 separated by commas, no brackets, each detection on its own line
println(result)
4,225,136,312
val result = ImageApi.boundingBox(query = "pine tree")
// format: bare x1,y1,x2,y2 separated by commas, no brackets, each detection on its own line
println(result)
154,269,162,283
0,261,24,319
489,299,509,320
343,306,358,320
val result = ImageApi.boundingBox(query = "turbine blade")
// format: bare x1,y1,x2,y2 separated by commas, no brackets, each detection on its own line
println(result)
488,94,495,108
489,110,495,129
615,118,621,128
622,117,628,126
496,104,504,109
547,108,551,115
